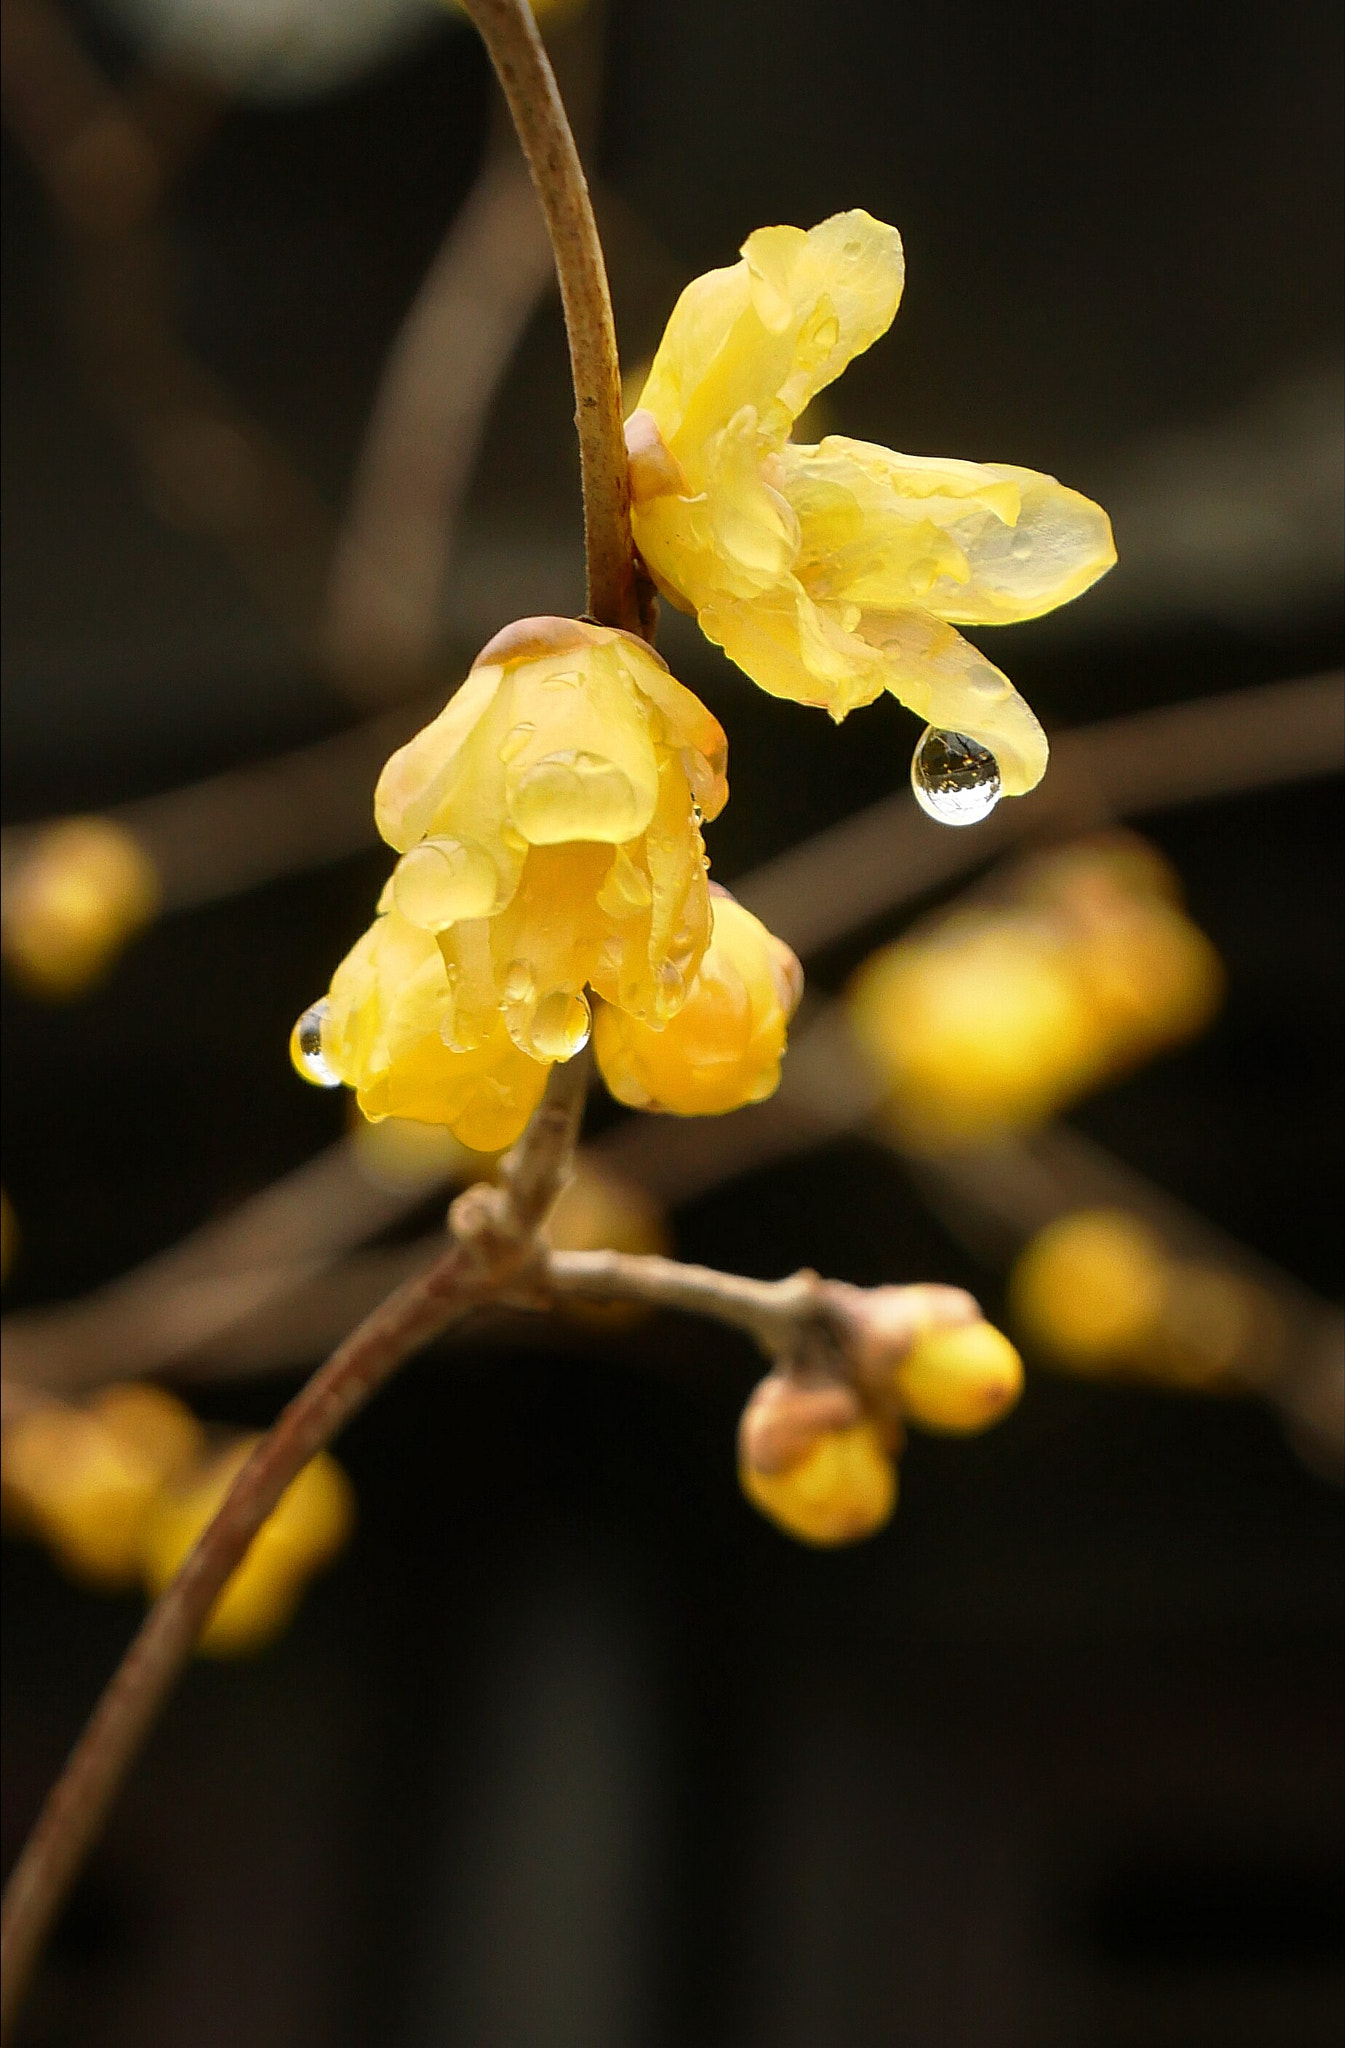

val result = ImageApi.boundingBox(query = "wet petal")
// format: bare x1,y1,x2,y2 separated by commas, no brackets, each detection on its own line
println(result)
856,609,1050,795
788,437,1115,623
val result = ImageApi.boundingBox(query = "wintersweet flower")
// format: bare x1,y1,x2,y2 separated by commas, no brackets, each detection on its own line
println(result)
592,888,802,1116
374,618,728,1060
625,210,1115,794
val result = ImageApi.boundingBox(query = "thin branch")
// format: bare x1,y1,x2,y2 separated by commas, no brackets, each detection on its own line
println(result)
545,1246,829,1350
458,0,640,632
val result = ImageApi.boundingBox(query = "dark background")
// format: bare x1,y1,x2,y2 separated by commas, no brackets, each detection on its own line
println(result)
3,2,1342,2042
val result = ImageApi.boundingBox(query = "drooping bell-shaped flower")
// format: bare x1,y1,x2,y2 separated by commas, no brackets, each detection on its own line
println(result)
374,618,729,1060
626,210,1115,794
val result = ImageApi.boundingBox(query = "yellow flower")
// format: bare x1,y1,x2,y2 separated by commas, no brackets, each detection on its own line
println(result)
2,817,159,1000
1,1383,203,1590
592,889,802,1116
306,905,551,1151
626,210,1115,791
846,835,1223,1149
374,617,728,1059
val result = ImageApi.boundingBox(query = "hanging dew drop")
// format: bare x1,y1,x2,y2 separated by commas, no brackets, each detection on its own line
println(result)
290,999,341,1087
910,727,1002,827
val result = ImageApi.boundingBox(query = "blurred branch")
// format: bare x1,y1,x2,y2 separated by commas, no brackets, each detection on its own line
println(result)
321,107,556,698
0,0,337,646
4,666,1339,971
739,671,1345,958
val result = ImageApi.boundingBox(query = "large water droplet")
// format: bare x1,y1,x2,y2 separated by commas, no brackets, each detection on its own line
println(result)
290,999,341,1087
530,989,592,1060
392,837,497,930
910,727,1002,827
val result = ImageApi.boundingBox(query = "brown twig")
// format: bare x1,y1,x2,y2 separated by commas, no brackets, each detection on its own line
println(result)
457,0,640,633
0,1049,588,2036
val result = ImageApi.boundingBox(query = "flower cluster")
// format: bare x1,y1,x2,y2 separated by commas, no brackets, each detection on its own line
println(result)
738,1285,1024,1546
626,210,1115,795
846,833,1223,1151
298,617,802,1146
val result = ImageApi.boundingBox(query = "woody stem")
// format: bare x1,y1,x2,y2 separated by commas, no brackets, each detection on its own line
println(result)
457,0,641,635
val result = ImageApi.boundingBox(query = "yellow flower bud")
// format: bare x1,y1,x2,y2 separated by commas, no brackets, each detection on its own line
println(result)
1010,1209,1169,1371
141,1440,355,1657
628,210,1113,778
2,817,159,1000
547,1156,669,1259
592,892,801,1116
892,1321,1024,1435
741,1413,896,1547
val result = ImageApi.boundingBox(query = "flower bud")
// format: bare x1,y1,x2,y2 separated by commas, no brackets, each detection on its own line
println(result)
737,1374,896,1546
893,1321,1024,1434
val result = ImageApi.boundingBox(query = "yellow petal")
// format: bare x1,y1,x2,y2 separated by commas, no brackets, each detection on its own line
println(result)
593,894,801,1116
854,609,1050,794
637,210,904,456
505,641,660,845
698,581,887,719
787,436,1116,624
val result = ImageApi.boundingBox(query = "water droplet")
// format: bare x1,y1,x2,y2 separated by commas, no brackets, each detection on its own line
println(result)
392,837,496,930
290,999,341,1087
530,989,592,1060
498,720,536,764
596,849,653,918
503,960,535,1005
910,728,1002,827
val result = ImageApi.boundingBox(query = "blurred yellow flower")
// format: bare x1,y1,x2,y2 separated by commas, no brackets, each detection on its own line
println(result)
592,890,802,1116
141,1440,355,1657
1010,1207,1279,1391
2,817,159,1000
2,1383,203,1590
847,835,1224,1149
626,210,1114,793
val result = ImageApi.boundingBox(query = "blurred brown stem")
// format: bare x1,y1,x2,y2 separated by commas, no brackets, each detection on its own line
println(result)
0,1050,591,2039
